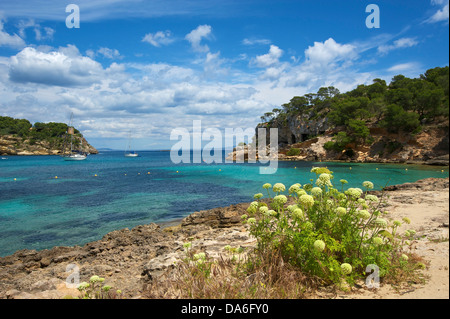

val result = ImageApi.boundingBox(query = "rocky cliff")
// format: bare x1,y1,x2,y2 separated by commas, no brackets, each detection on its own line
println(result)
0,134,98,156
231,67,449,166
226,115,449,165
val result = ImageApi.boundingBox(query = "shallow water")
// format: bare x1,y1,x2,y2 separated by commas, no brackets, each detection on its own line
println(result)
0,151,447,257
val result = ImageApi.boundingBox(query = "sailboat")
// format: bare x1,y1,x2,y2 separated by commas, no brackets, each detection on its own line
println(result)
62,113,87,161
124,132,139,157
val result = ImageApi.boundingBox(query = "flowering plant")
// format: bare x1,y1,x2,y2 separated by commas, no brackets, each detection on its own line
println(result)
246,167,421,287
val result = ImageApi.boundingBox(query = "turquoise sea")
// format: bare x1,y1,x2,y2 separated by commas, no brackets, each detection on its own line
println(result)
0,150,448,257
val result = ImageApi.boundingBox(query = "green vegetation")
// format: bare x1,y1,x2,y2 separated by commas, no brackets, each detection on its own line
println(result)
286,148,301,156
145,168,427,298
0,116,32,136
0,116,82,150
245,168,425,288
74,275,123,299
260,66,449,154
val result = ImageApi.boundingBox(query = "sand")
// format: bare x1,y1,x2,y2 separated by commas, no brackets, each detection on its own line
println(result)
340,180,449,299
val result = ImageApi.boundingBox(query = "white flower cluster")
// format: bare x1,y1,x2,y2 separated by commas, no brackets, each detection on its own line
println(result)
273,183,286,193
345,187,363,199
316,173,333,188
289,183,301,194
311,187,323,197
299,194,314,208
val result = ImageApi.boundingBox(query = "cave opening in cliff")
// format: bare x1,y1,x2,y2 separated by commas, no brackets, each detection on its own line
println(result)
291,134,297,144
301,134,309,142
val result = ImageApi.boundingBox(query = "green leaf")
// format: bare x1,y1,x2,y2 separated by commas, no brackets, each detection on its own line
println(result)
378,230,393,239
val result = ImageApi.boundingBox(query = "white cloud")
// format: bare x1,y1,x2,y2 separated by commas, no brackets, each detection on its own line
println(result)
0,0,244,22
16,19,55,41
185,25,212,52
304,38,356,66
0,29,430,150
142,30,174,47
86,47,122,59
253,45,283,68
242,38,271,46
9,46,104,87
378,37,419,55
280,38,359,90
0,42,270,148
0,19,26,48
387,62,421,73
97,47,122,59
427,0,449,23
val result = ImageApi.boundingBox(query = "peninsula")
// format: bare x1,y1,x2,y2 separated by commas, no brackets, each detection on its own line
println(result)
0,116,98,156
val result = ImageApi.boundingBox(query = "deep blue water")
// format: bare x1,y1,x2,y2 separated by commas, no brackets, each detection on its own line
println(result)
0,151,448,257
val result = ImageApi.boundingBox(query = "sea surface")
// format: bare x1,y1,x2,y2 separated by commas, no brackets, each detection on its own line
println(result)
0,150,448,257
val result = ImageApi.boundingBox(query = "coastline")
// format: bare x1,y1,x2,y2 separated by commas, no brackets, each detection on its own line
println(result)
277,158,450,167
0,177,448,299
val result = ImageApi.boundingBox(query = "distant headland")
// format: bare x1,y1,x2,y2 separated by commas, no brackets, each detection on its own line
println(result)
0,116,98,156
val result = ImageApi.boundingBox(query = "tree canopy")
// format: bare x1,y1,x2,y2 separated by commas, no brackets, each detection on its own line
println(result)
260,66,449,150
0,116,82,148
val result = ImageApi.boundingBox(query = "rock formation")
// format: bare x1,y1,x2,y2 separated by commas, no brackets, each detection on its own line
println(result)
0,134,98,156
226,115,449,165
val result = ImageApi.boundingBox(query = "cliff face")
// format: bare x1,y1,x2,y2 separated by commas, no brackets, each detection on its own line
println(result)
0,134,98,156
257,112,330,147
228,113,449,165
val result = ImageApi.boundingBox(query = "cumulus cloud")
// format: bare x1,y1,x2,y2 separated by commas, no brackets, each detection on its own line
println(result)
253,45,283,68
9,46,104,87
304,38,356,66
1,41,269,148
0,30,419,149
0,19,26,48
142,30,174,47
185,24,212,52
280,38,359,89
377,37,419,55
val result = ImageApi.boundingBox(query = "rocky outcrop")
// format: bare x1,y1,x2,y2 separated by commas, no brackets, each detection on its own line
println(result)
0,134,98,156
0,203,252,299
381,177,449,192
257,112,330,147
227,116,449,165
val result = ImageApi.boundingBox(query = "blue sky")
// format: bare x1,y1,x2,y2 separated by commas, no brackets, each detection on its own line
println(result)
0,0,448,150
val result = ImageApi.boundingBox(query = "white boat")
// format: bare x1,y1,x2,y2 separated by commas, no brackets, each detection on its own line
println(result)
61,113,87,161
63,153,87,161
124,152,139,157
124,132,139,157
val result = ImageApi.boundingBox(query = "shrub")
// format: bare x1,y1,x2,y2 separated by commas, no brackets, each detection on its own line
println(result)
286,148,301,156
76,275,123,299
323,141,335,151
246,167,425,288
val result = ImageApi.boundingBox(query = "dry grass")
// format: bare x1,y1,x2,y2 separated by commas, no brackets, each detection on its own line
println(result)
382,252,430,290
143,249,322,299
142,247,430,299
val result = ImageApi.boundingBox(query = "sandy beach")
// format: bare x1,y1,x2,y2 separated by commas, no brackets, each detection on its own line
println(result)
343,178,449,299
0,177,448,299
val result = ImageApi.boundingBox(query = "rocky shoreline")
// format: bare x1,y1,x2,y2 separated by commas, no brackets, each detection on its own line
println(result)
0,177,448,299
226,140,449,166
0,134,98,156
